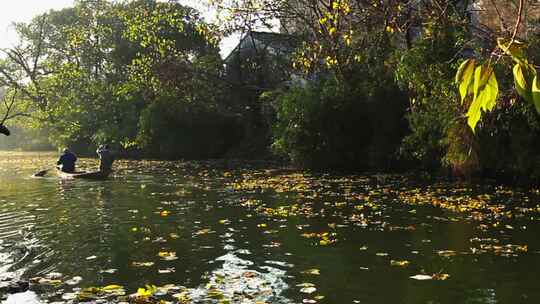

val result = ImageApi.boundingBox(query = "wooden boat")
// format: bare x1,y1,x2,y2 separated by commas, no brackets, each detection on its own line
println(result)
56,168,111,180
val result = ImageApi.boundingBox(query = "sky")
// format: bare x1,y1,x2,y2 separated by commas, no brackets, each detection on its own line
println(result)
0,0,240,57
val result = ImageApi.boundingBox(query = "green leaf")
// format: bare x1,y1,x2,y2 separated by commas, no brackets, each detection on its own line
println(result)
497,38,527,64
514,64,532,102
480,69,498,112
456,59,475,104
473,65,482,102
467,67,499,132
532,75,540,113
467,92,483,132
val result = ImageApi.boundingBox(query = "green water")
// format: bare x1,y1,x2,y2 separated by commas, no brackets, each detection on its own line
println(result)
1,151,540,304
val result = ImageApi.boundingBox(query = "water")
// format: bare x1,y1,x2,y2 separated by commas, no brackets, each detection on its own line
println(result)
1,151,540,304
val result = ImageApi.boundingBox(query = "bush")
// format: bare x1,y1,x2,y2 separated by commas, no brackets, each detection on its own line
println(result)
272,77,408,170
137,97,243,159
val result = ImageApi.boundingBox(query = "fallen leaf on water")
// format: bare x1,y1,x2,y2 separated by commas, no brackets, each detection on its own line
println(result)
437,250,457,257
158,251,178,261
45,272,63,279
302,269,321,275
35,278,62,285
65,276,83,285
136,285,157,298
390,260,410,267
432,273,450,280
158,267,176,274
61,292,77,300
300,287,317,294
102,284,123,291
132,261,154,267
194,228,213,236
410,274,433,280
410,273,450,281
297,283,315,287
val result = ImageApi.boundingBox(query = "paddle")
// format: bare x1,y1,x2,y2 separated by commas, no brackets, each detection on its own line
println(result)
33,165,61,177
32,169,51,177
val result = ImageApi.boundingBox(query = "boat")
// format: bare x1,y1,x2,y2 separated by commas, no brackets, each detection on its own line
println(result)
56,168,111,180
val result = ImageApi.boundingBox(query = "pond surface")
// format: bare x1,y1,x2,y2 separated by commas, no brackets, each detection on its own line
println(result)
1,151,540,304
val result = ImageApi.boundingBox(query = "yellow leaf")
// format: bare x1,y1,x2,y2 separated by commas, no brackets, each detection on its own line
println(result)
455,59,475,104
390,260,410,267
514,63,532,102
102,284,123,291
473,65,482,102
532,75,540,113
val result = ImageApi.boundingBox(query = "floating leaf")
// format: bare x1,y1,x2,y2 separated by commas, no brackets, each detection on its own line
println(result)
302,269,321,275
132,261,155,267
65,276,83,285
390,260,410,267
61,292,77,300
437,250,457,257
102,284,123,291
158,251,178,261
158,267,176,274
300,287,317,294
410,274,433,280
136,285,157,298
432,273,450,281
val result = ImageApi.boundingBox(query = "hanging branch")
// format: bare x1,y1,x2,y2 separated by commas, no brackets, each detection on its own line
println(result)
509,0,524,46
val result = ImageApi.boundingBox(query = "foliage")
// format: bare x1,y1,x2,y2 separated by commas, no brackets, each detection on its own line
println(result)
272,75,408,170
395,23,465,171
0,0,229,157
137,96,242,159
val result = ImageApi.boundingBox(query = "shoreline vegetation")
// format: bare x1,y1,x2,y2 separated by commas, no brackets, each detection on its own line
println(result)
0,1,539,183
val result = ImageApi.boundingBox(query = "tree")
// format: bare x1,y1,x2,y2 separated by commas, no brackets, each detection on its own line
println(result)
0,0,227,155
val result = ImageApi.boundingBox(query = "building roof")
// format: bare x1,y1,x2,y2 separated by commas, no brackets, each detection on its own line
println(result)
223,31,299,63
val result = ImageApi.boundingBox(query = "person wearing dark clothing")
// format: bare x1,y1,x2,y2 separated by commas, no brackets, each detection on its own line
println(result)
57,148,77,173
96,144,114,172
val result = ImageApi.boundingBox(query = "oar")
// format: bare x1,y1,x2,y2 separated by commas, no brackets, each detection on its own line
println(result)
32,169,51,177
32,166,60,177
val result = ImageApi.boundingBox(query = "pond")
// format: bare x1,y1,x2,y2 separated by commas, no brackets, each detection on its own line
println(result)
1,151,540,304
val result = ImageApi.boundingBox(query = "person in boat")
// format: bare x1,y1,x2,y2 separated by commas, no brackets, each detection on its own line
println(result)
96,144,114,172
57,148,77,173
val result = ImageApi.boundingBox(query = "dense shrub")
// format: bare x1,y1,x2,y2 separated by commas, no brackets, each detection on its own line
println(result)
272,77,408,171
395,25,470,173
137,97,243,159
